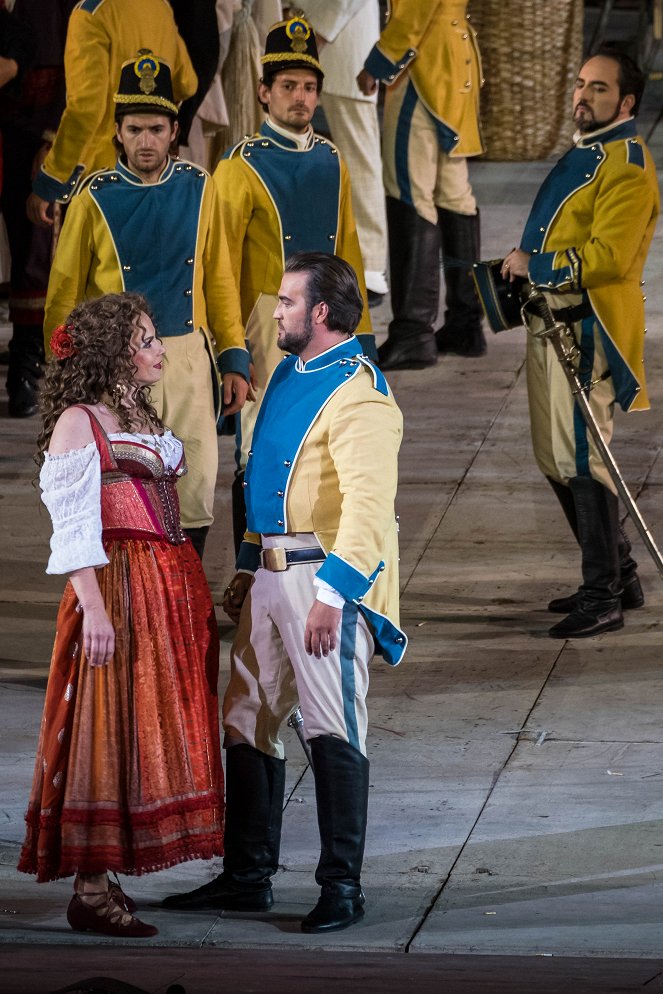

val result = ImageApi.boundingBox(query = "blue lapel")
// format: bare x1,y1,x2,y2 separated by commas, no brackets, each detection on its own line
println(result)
245,338,364,533
521,120,637,252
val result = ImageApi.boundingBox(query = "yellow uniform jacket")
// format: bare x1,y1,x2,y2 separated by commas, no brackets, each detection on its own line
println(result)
522,118,660,412
44,156,248,379
214,122,371,335
363,0,483,156
213,120,374,466
33,0,197,204
238,338,406,665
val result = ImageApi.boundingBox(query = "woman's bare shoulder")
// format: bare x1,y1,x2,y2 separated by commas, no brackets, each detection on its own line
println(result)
48,405,97,456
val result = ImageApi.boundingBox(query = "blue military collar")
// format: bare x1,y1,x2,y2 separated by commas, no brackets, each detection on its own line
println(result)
294,336,389,394
296,336,362,372
575,117,636,148
114,156,177,186
260,119,315,152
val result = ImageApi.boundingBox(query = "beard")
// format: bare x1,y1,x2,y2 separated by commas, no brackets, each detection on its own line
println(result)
277,312,315,355
573,98,623,134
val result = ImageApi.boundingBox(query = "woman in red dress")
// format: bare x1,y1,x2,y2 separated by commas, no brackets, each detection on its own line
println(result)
18,292,224,937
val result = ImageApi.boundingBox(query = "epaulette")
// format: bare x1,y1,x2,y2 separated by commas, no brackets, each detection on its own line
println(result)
77,0,107,14
355,355,389,396
626,137,645,169
76,167,109,194
171,158,209,179
222,134,258,161
313,134,342,161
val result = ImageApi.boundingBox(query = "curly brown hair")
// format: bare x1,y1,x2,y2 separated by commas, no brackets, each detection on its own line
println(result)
37,293,164,462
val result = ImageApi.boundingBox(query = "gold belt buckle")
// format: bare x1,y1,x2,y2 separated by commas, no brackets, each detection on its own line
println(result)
262,547,288,572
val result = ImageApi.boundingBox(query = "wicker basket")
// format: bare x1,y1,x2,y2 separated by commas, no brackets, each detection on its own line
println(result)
468,0,584,160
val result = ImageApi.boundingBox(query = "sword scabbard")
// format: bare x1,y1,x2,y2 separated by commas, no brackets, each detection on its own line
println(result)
524,287,663,580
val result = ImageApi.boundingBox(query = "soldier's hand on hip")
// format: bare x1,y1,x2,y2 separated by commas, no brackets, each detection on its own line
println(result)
305,600,342,658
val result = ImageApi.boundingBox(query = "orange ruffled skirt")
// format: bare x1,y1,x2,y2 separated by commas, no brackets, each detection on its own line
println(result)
18,539,224,883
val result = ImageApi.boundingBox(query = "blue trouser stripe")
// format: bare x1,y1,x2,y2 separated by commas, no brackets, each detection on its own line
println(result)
573,315,596,477
340,603,360,751
395,81,418,205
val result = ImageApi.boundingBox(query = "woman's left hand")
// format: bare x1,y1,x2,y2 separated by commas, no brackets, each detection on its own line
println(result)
82,604,115,667
69,566,115,667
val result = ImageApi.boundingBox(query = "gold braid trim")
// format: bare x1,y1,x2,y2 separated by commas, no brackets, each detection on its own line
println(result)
113,94,179,115
260,52,322,73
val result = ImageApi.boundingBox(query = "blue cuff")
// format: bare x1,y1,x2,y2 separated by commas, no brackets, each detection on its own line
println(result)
217,346,250,381
529,251,576,291
364,45,416,84
316,552,384,604
357,333,378,363
33,165,84,203
236,539,261,573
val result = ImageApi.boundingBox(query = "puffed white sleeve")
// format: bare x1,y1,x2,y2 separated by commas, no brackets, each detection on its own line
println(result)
40,443,109,575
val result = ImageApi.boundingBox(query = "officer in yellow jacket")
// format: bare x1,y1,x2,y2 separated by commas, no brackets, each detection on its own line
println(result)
358,0,485,367
502,49,660,640
213,17,375,550
44,53,249,556
27,0,197,226
163,252,405,935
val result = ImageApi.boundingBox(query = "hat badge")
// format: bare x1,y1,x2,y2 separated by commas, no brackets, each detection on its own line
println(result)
134,52,160,96
285,18,310,54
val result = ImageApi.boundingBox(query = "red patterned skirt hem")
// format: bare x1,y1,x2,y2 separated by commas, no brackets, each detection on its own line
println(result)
18,835,224,883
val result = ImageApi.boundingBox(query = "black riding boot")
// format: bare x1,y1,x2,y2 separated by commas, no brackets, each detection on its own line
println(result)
183,526,209,559
435,208,486,357
231,471,247,556
546,477,644,614
301,735,369,933
163,744,286,911
7,325,44,418
549,477,624,638
547,475,579,539
378,197,439,370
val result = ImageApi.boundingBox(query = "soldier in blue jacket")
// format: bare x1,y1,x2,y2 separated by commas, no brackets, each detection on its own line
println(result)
164,253,406,934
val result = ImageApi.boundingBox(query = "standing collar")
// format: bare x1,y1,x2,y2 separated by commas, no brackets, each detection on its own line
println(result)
296,336,361,372
114,156,176,185
575,117,637,147
261,119,315,151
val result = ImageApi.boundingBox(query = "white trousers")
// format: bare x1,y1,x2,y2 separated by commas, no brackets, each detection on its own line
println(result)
223,535,374,759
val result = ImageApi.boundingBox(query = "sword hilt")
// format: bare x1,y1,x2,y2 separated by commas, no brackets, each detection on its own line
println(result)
287,707,313,765
523,286,580,361
523,285,557,329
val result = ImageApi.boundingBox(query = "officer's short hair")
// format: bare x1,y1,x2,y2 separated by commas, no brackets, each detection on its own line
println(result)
589,46,645,116
285,252,363,335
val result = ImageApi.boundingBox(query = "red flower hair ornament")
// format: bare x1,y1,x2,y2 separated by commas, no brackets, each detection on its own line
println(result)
50,324,78,360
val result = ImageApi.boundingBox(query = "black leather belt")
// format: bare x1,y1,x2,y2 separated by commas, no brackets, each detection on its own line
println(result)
551,300,594,325
261,547,326,572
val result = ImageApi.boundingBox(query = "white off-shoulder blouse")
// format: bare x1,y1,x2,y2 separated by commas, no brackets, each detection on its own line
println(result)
40,431,184,575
